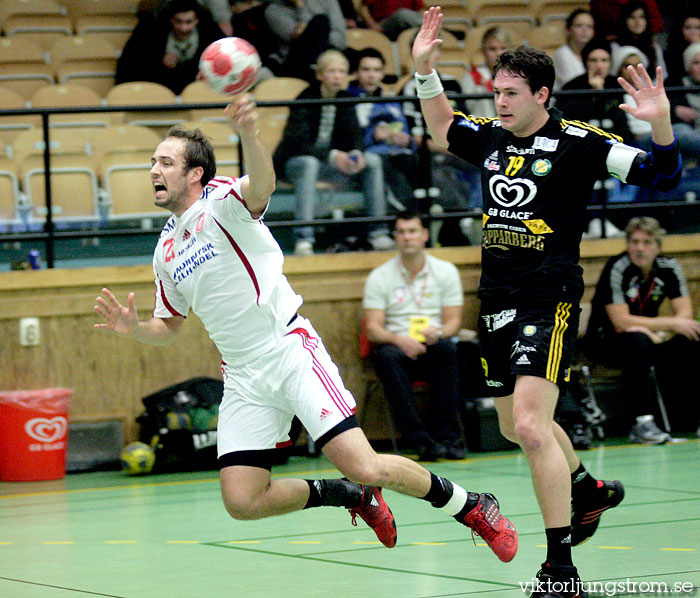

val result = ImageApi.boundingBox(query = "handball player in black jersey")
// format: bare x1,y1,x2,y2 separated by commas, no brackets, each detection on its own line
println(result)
412,7,681,597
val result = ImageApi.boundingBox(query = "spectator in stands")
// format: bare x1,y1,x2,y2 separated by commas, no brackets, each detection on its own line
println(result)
585,217,700,443
558,38,632,140
612,1,666,78
264,0,347,82
229,0,277,79
552,9,596,90
461,26,513,117
664,10,700,85
117,0,224,95
200,0,234,35
337,0,363,30
590,0,664,42
348,48,420,211
356,0,424,41
154,0,232,34
668,43,700,167
363,209,466,461
273,50,393,256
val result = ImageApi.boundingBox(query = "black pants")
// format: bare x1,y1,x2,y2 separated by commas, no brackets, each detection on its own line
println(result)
281,15,331,82
373,339,463,447
591,332,700,431
381,153,420,211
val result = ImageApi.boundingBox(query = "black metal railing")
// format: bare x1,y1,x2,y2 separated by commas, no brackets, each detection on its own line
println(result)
1,85,698,267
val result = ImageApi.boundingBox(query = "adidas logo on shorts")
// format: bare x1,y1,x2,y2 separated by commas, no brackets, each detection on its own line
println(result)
516,354,531,365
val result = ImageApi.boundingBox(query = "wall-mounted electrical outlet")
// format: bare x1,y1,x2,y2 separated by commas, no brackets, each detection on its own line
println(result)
20,317,40,346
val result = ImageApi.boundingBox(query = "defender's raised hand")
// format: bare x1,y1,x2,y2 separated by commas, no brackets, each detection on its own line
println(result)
618,65,671,125
412,6,444,74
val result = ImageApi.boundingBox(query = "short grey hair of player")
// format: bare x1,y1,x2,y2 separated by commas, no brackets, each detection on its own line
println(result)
683,42,700,73
625,216,666,247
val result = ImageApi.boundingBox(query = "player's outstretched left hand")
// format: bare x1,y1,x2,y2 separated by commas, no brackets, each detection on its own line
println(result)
225,94,259,139
618,65,670,124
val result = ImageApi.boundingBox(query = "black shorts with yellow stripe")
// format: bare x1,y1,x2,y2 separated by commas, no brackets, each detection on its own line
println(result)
477,300,580,397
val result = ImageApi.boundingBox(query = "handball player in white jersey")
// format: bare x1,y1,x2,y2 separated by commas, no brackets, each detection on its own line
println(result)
93,94,517,560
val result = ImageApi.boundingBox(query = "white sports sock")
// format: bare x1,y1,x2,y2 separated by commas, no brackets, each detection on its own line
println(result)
441,483,468,516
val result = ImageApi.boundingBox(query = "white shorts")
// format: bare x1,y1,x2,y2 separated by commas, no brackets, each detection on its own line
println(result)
217,315,357,458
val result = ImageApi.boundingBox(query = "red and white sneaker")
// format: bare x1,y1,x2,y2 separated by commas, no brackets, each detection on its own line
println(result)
348,486,397,548
462,492,518,562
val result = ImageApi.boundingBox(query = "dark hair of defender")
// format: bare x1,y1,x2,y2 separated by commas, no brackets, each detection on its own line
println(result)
493,45,556,107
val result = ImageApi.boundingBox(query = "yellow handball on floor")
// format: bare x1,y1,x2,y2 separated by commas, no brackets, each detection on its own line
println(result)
120,441,156,475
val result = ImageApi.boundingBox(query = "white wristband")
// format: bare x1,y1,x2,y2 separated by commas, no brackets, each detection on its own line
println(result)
415,69,444,99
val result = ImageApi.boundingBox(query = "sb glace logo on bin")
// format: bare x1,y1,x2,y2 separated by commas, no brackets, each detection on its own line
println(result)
25,416,67,451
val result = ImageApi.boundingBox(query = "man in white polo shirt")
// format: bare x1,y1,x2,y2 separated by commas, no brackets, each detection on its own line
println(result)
93,96,517,563
363,209,466,461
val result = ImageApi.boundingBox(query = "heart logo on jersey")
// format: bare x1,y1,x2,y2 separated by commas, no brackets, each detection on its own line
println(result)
489,175,537,208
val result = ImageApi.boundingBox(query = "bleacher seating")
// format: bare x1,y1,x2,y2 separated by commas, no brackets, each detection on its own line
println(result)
99,150,162,223
180,80,230,123
0,0,73,51
526,22,568,55
3,0,700,247
11,128,101,225
0,37,54,100
531,0,590,25
30,83,111,130
253,77,309,121
94,124,163,223
0,156,23,228
106,81,188,134
0,85,37,149
50,35,119,98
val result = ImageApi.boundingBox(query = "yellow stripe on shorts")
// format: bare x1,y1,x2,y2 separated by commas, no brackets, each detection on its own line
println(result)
546,302,571,382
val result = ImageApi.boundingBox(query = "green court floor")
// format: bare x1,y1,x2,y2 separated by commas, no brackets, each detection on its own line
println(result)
1,441,699,598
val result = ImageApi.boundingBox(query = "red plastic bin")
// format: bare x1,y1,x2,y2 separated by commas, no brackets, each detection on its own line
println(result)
0,388,72,482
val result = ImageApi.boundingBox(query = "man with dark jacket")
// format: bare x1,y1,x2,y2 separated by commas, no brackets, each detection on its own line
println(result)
273,50,392,255
116,0,224,95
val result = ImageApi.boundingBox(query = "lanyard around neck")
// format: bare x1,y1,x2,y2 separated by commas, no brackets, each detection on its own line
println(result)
399,260,429,309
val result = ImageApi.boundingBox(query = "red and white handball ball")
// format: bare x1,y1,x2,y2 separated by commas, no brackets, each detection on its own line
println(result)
199,37,261,95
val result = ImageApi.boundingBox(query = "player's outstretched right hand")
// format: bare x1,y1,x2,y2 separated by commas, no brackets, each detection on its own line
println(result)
412,6,444,72
93,287,138,337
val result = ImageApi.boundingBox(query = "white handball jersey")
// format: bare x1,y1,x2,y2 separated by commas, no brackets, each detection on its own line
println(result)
152,175,303,366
